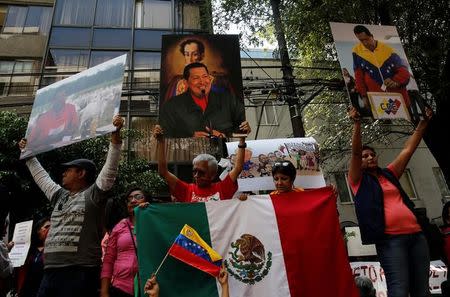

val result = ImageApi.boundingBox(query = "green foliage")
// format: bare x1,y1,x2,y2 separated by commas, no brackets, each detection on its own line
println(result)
0,111,27,175
114,158,166,198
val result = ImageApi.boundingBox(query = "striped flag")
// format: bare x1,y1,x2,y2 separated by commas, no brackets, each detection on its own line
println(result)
168,224,222,277
135,187,359,297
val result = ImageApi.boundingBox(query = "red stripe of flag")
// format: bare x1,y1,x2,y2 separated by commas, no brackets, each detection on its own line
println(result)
168,243,221,277
271,186,359,297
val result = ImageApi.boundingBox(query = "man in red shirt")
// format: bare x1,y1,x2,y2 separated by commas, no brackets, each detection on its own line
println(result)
159,62,247,138
153,124,249,202
27,90,79,152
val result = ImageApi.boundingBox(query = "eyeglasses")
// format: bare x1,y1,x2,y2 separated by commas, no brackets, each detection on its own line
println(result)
128,193,145,201
41,224,50,230
192,169,207,177
273,162,291,167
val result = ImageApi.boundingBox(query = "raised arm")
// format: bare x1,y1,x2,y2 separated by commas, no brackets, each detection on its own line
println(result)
228,122,251,182
19,139,61,201
348,107,363,185
96,115,123,191
153,125,178,192
390,108,433,177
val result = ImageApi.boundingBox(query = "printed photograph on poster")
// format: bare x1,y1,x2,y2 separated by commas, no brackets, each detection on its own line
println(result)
225,138,326,192
20,54,127,159
158,34,246,138
329,22,425,122
367,92,411,120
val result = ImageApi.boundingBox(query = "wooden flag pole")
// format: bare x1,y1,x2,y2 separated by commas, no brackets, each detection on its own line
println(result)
154,247,171,276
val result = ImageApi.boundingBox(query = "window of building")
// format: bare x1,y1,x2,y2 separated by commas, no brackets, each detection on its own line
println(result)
255,103,279,126
0,60,40,96
42,50,89,86
89,51,129,68
433,167,450,201
9,60,39,95
0,5,7,31
23,6,52,34
95,0,133,28
49,28,91,47
134,30,169,49
135,0,172,29
3,6,26,34
0,61,14,96
2,6,51,35
133,52,161,89
46,49,89,72
92,29,132,49
54,0,95,26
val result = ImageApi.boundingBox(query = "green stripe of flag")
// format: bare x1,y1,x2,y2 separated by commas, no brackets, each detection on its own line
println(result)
135,203,219,297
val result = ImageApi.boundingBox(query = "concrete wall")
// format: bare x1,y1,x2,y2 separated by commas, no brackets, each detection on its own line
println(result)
0,34,47,58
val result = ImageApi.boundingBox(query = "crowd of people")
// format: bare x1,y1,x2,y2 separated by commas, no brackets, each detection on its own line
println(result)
0,61,446,297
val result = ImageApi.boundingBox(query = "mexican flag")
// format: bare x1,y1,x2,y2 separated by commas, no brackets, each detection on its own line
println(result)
135,187,358,297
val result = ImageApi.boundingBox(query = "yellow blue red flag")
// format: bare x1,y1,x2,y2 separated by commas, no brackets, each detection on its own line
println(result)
168,224,222,277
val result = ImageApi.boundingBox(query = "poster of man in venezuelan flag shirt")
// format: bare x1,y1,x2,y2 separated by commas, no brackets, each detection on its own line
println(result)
330,22,425,122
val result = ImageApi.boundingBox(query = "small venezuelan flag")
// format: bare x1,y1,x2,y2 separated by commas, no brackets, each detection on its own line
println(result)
168,224,222,277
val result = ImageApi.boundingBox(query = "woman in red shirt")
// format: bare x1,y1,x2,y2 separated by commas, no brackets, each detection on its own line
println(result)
348,106,432,297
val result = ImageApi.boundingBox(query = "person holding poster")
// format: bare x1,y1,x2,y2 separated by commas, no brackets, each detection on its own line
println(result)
159,62,248,138
352,25,411,108
270,160,304,195
153,123,249,202
18,115,123,297
348,106,432,297
14,218,50,297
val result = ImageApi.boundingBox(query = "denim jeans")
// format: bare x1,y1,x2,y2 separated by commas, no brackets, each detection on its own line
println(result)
36,266,100,297
376,232,430,297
